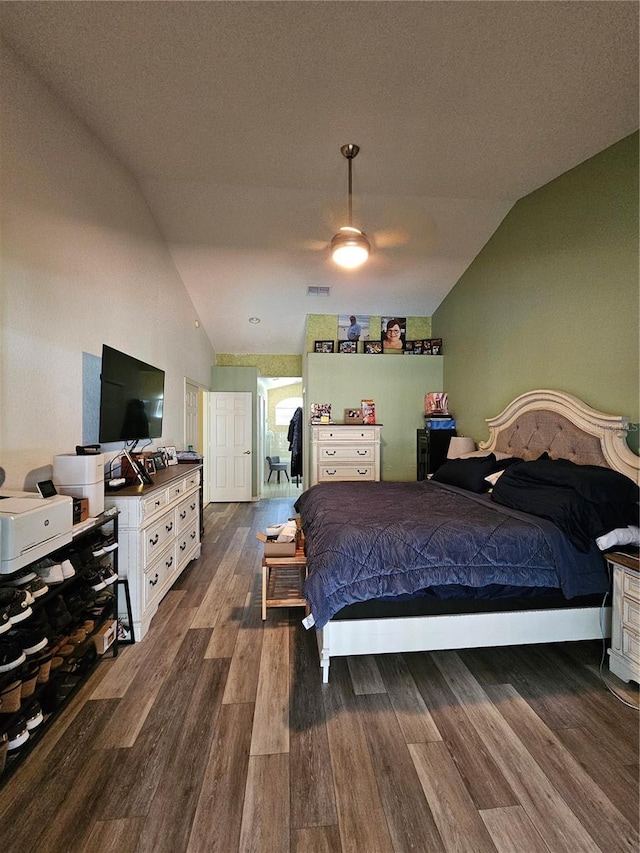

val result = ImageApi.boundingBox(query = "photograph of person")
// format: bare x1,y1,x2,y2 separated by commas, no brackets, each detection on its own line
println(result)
381,317,406,352
338,313,370,342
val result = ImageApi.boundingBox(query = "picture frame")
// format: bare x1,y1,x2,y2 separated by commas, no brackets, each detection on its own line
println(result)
338,340,357,354
165,445,178,466
152,451,166,470
311,402,332,424
337,314,370,343
314,340,334,353
430,338,443,355
422,339,433,354
403,340,423,354
145,457,157,474
364,340,382,354
344,408,364,424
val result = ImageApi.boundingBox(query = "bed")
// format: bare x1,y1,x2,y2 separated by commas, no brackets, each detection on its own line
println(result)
295,390,640,682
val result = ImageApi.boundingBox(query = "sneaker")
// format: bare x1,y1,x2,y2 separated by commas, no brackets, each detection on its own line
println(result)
60,559,75,579
7,627,48,656
6,717,29,753
99,562,118,586
64,584,96,618
24,701,44,731
0,588,33,624
0,602,12,635
46,596,73,633
82,567,107,592
0,678,22,715
99,532,118,553
34,558,64,585
0,639,27,673
5,569,37,587
22,576,49,600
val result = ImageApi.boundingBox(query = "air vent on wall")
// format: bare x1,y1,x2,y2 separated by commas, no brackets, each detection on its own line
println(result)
307,286,331,296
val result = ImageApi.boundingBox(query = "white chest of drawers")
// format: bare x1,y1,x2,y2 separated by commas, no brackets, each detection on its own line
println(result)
105,464,202,641
607,551,640,684
310,425,382,486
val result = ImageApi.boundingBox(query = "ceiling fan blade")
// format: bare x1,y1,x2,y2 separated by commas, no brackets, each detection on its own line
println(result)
371,228,410,250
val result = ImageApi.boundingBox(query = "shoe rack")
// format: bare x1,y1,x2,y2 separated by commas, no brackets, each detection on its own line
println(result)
0,510,121,782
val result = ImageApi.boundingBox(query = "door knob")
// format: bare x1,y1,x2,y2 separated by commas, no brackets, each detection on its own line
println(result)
243,450,251,455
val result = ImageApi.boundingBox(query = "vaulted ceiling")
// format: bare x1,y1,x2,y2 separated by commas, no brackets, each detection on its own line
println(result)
1,1,638,354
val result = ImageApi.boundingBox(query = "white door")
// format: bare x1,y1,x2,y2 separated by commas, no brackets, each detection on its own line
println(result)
184,380,201,451
206,392,252,502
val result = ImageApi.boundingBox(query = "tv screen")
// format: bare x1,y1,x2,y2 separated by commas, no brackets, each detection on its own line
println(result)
99,345,165,443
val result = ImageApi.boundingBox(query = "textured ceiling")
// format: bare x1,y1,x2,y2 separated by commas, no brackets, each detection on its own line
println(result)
1,1,638,354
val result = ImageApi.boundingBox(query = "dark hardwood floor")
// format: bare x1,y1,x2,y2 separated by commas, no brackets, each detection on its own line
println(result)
1,498,638,852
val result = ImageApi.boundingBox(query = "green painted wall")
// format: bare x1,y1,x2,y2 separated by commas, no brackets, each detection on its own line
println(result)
433,132,639,450
216,353,302,377
305,353,443,480
305,314,432,352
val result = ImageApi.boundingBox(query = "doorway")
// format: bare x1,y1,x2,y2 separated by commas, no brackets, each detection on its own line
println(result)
257,377,303,498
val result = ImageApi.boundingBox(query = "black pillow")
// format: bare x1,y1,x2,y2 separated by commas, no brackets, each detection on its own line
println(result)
432,453,498,493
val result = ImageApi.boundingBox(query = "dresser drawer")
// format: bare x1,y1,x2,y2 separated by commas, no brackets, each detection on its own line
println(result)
622,597,640,633
318,465,376,481
319,445,374,463
622,625,639,665
143,512,176,563
623,571,640,603
184,469,201,490
176,494,199,533
167,479,186,503
141,489,169,521
315,427,377,442
143,542,173,607
177,520,200,569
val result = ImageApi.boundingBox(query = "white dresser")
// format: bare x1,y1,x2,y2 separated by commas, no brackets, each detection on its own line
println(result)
105,464,202,641
310,424,382,486
607,550,640,684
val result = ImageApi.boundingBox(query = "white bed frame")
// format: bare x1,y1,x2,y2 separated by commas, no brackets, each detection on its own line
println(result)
315,390,639,682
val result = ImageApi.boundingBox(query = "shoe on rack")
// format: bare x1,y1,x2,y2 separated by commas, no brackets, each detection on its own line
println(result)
24,700,44,731
4,569,37,587
0,588,33,625
0,678,22,715
19,661,40,700
0,602,12,636
21,576,49,600
46,596,73,633
0,639,27,674
6,716,29,754
60,559,75,579
99,562,118,586
34,558,65,585
7,627,49,657
99,532,118,553
82,566,107,592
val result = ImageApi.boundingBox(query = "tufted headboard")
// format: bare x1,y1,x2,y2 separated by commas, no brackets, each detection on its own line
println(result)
478,389,640,484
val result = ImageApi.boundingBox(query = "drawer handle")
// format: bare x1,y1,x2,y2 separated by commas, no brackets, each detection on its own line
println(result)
325,450,336,456
180,541,187,552
166,555,174,569
357,469,369,475
190,531,197,540
190,502,196,511
149,572,159,587
180,510,187,520
149,533,159,546
165,522,174,533
154,500,161,507
326,470,337,476
356,450,367,456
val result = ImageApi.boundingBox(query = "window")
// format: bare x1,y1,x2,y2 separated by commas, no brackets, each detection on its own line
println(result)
275,397,302,426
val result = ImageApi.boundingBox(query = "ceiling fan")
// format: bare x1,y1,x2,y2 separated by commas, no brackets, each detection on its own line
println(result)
301,143,437,267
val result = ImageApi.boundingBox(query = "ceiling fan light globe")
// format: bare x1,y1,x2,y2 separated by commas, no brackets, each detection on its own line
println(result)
331,227,370,269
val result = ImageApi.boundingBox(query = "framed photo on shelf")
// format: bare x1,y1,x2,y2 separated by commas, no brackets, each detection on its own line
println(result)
344,408,364,424
152,451,166,470
311,403,332,424
144,457,157,474
364,340,382,354
314,340,334,353
165,445,178,466
430,338,443,355
338,341,357,354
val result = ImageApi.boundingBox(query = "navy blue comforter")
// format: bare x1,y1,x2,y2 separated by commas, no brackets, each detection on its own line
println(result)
295,480,609,629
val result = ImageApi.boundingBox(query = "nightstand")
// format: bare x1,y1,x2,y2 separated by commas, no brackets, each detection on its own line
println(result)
607,550,640,684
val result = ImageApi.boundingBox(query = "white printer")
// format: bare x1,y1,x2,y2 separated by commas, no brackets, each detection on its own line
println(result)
53,452,105,517
0,490,73,575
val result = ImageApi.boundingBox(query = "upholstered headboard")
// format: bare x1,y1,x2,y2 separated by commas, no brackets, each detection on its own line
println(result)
478,390,640,484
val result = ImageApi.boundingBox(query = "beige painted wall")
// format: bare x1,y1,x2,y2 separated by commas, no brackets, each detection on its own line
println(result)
433,132,639,450
1,46,215,489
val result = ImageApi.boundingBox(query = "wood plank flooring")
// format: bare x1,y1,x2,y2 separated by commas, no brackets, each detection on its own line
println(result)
1,498,638,852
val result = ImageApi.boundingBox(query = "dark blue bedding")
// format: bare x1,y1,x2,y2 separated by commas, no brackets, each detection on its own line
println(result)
295,480,610,629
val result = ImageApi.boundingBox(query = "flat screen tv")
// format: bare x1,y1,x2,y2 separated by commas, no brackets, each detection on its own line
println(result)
99,345,165,444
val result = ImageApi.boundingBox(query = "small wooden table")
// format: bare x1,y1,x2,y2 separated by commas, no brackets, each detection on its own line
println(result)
261,543,307,620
